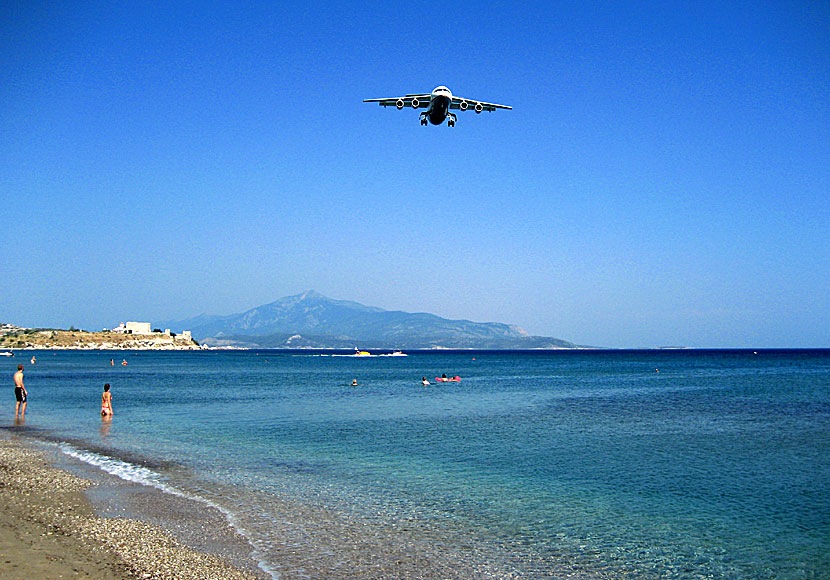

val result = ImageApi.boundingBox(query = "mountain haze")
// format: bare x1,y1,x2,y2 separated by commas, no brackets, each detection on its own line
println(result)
169,291,577,349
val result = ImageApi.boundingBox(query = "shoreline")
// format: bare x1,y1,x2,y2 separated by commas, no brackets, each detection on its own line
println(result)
1,430,512,579
2,431,519,579
0,431,263,580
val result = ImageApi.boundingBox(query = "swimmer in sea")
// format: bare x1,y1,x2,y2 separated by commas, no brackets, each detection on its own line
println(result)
101,383,113,417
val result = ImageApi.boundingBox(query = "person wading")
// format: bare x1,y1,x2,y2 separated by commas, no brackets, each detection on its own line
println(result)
101,383,113,417
14,364,27,419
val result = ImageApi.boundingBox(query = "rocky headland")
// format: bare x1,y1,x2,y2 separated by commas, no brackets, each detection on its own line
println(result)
0,325,202,351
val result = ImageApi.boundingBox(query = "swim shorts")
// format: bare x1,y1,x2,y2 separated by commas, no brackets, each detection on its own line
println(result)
15,387,26,403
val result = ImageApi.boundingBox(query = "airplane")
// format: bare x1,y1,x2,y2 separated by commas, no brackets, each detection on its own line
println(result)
363,86,511,126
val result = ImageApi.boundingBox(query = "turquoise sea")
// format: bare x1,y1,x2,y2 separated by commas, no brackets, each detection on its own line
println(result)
4,349,829,579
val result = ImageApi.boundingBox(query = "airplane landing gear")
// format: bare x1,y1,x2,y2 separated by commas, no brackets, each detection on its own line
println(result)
420,112,428,126
447,113,457,127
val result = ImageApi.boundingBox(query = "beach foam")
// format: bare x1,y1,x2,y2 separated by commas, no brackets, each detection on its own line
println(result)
0,433,259,580
57,441,280,580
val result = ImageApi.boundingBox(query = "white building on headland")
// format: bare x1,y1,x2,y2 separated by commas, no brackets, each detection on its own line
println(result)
110,322,192,340
127,321,152,334
110,322,152,335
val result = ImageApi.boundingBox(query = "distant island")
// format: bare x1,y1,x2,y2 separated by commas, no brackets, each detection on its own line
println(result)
1,291,583,351
162,290,582,350
0,324,201,351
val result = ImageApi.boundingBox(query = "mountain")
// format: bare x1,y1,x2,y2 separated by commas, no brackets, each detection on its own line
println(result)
167,290,578,349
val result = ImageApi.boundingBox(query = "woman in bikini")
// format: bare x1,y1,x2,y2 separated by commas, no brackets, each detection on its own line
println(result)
101,383,113,417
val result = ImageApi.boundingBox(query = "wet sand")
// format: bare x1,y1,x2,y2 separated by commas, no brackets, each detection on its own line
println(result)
0,433,259,580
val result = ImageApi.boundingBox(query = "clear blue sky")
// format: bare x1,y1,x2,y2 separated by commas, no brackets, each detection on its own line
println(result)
1,1,827,348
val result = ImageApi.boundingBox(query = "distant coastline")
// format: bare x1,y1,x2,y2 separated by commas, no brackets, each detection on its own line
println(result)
165,290,583,350
0,325,201,351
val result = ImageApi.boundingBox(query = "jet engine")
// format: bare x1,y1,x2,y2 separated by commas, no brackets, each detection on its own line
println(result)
474,102,483,113
459,100,468,111
411,98,420,108
396,99,404,109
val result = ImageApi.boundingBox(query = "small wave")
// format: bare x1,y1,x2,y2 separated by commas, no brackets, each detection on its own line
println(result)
59,443,167,489
56,442,280,579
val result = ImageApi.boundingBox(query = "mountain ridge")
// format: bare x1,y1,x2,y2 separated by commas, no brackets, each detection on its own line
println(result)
166,291,579,349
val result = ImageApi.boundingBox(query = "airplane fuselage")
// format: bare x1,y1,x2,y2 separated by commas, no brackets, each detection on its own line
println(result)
425,86,453,125
427,93,451,125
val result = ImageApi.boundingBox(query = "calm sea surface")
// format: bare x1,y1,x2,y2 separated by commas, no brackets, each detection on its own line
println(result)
5,349,829,579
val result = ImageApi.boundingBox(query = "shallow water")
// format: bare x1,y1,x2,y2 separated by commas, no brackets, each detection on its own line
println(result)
5,349,829,578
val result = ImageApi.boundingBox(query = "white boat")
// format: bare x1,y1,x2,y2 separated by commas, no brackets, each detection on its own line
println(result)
382,350,407,357
0,351,13,357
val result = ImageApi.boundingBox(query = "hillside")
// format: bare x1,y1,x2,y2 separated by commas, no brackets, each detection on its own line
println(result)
167,290,578,349
0,326,201,350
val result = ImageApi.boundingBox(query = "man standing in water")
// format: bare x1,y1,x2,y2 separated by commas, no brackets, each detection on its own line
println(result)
14,364,27,419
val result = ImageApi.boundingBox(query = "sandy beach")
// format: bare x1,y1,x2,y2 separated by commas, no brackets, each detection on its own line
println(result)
0,433,259,580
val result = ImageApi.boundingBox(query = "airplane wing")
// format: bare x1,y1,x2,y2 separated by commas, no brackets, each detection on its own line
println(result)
363,94,431,109
449,96,512,112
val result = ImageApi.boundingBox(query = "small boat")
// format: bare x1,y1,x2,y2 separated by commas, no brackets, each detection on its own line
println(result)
0,351,13,357
331,349,374,358
382,350,407,357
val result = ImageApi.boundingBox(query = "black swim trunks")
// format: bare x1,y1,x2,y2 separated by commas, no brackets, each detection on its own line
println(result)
14,387,26,403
